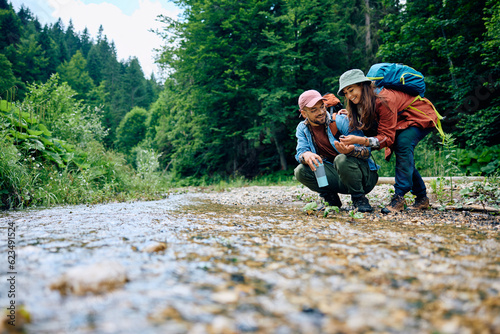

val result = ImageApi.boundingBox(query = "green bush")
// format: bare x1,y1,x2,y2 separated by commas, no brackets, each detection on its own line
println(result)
0,136,32,209
457,144,500,176
0,77,169,209
114,107,148,156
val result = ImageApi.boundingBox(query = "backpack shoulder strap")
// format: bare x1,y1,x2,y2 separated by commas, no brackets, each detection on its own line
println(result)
406,95,445,141
330,113,340,140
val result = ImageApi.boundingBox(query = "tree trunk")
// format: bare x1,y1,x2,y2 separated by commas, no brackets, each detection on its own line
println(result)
364,0,372,56
273,132,287,171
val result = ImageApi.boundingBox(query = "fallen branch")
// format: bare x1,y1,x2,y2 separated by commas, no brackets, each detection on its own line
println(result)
377,176,486,185
430,203,499,213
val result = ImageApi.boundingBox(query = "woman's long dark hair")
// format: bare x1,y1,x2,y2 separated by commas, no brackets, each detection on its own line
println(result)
345,82,378,135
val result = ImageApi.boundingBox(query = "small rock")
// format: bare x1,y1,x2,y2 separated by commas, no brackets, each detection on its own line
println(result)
212,290,239,304
211,316,234,333
50,262,127,295
142,242,167,253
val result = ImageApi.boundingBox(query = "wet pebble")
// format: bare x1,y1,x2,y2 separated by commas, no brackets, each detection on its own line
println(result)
49,261,127,295
142,241,167,253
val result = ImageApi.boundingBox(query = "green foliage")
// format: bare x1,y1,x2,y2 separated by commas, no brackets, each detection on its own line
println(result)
429,177,447,207
349,211,364,219
440,134,462,204
0,6,22,50
0,135,32,209
0,53,15,94
459,176,500,209
23,73,77,127
0,5,160,150
302,201,340,218
481,0,500,68
155,0,387,178
376,0,499,151
323,205,340,218
0,77,167,209
114,107,148,155
12,34,49,85
303,201,318,214
134,146,161,179
57,50,95,98
0,99,81,170
456,96,500,148
23,74,107,147
457,144,500,176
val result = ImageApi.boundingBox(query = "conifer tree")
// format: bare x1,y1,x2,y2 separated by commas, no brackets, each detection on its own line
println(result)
57,50,95,98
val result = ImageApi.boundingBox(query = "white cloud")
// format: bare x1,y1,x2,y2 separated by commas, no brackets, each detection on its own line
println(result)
42,0,181,78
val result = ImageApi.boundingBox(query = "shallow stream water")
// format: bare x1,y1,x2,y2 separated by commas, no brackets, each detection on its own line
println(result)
1,192,499,333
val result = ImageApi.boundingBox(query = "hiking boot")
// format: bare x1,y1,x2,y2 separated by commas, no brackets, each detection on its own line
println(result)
408,196,430,210
352,194,373,213
381,194,407,214
320,192,342,208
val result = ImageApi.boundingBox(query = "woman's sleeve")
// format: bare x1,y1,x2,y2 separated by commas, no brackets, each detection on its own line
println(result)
375,100,397,149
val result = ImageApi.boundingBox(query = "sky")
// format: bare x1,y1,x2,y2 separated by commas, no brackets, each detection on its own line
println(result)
9,0,182,78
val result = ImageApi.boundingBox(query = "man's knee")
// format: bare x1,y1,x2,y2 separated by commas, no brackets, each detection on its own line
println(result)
334,154,355,172
294,164,309,183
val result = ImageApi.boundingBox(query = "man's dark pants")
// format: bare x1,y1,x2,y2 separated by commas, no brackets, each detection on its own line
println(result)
294,154,378,197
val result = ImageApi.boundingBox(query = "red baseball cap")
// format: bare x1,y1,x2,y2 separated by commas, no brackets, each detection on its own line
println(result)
298,90,326,110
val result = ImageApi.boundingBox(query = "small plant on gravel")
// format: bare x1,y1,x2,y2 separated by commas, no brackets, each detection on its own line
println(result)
303,202,318,214
302,202,340,217
296,192,317,203
323,205,340,217
349,211,364,220
430,177,448,208
459,177,500,210
404,192,415,204
441,134,463,205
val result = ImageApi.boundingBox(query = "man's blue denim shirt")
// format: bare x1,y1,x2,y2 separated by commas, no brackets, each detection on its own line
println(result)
295,113,380,171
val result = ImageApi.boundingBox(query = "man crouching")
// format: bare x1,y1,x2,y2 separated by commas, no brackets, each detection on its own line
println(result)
294,90,379,212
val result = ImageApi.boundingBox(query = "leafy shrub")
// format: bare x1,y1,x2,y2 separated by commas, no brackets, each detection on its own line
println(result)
0,100,81,170
114,107,148,156
0,77,167,209
457,144,500,176
0,136,31,209
23,74,108,147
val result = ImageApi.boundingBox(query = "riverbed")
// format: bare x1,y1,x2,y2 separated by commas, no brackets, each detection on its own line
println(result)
1,185,499,333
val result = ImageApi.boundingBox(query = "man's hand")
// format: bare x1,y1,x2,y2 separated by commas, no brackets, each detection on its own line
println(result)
339,135,364,146
301,152,323,171
334,141,354,154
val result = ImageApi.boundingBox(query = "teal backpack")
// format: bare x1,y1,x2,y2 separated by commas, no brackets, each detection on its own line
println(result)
367,63,426,97
367,63,445,139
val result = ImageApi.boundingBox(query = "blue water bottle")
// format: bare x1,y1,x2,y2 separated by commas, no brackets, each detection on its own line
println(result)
314,163,328,187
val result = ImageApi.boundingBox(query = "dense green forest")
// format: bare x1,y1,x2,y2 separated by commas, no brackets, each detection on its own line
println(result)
154,0,499,179
1,0,499,209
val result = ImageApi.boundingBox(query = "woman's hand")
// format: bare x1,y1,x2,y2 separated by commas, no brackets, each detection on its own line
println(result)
338,109,348,115
339,135,364,146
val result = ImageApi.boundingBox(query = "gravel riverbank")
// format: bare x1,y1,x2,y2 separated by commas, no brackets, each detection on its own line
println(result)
184,183,500,233
2,182,499,333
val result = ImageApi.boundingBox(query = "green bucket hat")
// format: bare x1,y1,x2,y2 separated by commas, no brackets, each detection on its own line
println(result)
337,69,372,96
